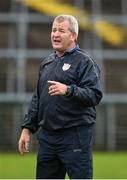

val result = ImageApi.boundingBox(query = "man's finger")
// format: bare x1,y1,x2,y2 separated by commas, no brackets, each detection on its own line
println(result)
47,80,57,85
25,142,29,152
19,142,25,155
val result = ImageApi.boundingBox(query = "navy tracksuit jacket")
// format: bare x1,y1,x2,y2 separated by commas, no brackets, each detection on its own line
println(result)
21,46,103,179
22,47,102,132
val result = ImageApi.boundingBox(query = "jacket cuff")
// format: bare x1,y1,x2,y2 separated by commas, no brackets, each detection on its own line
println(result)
21,114,38,133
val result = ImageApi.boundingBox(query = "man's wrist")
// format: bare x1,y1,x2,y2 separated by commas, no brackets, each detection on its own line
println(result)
65,85,72,96
22,128,31,135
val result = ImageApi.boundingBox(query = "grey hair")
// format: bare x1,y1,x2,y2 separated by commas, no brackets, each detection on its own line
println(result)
53,14,79,38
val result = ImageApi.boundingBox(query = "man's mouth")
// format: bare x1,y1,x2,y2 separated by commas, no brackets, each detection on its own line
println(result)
53,39,61,43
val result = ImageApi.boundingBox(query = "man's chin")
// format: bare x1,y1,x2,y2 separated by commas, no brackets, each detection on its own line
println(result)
53,46,62,51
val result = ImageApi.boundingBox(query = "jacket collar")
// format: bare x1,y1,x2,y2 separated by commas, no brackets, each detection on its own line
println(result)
54,44,81,58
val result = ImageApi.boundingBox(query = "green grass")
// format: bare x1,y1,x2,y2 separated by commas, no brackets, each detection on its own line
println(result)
93,152,127,179
0,152,127,179
0,153,36,179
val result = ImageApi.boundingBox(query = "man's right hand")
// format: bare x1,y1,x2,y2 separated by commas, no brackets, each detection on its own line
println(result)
18,128,30,155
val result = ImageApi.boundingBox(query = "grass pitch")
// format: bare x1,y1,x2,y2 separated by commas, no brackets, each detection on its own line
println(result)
0,152,127,179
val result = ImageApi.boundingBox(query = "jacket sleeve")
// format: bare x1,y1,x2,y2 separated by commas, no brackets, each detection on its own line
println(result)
21,66,42,133
69,56,103,107
21,88,39,133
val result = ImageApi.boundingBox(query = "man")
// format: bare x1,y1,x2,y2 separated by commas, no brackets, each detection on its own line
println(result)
18,14,103,179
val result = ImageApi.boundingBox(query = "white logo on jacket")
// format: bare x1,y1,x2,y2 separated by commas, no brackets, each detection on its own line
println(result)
62,63,71,71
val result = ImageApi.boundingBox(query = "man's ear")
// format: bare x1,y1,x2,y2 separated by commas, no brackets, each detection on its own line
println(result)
71,32,77,42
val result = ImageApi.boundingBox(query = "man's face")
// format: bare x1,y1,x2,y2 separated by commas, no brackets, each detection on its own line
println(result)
51,20,76,54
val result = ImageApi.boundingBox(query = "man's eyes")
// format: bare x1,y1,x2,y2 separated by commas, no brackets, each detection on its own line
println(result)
52,29,65,33
60,29,65,33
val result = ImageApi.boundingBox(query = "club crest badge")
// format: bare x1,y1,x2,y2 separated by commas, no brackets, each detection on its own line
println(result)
62,63,71,71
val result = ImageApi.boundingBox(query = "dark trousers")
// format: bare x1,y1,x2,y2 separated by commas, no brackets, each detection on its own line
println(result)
36,124,93,179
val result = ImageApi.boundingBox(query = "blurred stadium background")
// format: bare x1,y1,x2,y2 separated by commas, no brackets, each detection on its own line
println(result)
0,0,127,153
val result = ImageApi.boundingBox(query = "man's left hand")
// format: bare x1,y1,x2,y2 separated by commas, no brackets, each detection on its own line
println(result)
48,80,67,96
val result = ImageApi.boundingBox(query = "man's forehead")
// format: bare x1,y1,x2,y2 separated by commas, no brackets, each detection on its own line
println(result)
52,20,70,28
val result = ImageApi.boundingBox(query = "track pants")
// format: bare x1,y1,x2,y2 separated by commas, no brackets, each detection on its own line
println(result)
36,124,93,179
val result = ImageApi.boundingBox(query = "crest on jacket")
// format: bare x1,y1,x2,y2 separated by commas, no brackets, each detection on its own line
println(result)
62,63,71,71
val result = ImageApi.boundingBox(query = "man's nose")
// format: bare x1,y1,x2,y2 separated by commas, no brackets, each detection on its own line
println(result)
53,30,60,36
